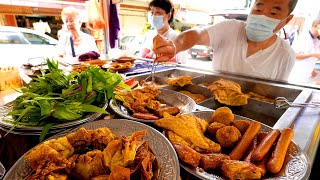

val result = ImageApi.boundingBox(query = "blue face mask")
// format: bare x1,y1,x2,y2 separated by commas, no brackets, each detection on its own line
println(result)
245,14,281,42
151,16,164,30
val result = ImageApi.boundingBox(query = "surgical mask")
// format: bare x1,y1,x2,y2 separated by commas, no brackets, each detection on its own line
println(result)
245,14,281,42
151,16,164,30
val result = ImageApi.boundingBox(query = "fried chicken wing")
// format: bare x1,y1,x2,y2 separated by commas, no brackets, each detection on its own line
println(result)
155,114,220,153
166,76,192,87
221,160,261,180
173,143,202,168
199,153,230,171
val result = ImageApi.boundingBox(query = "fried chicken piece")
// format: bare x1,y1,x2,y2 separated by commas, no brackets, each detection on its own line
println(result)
221,160,261,180
66,128,92,153
207,122,226,137
89,128,117,151
232,120,251,135
211,107,234,125
173,143,202,168
208,79,249,106
108,166,130,180
166,76,192,87
155,114,220,153
66,150,107,180
199,153,230,171
179,90,206,104
44,137,74,159
104,130,147,171
216,126,241,148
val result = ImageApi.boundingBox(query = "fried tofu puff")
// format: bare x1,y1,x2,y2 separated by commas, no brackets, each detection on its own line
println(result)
207,122,226,137
216,126,241,148
211,107,234,125
232,120,251,135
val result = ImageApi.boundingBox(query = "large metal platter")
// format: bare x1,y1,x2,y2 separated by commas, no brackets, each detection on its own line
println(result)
4,119,180,180
0,101,108,132
110,88,197,123
171,111,311,180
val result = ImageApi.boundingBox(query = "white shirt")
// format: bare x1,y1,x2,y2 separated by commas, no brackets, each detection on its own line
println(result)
205,20,296,81
57,31,99,60
290,30,320,81
141,28,188,64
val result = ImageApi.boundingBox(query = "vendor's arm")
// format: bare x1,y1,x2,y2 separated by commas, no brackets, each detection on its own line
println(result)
296,53,320,60
154,27,210,62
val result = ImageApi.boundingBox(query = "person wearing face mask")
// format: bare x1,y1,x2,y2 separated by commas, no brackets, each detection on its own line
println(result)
289,19,320,83
153,0,299,81
57,7,99,61
140,0,188,64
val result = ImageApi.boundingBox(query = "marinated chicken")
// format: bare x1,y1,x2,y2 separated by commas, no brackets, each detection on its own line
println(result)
166,76,192,87
208,79,249,106
221,160,261,180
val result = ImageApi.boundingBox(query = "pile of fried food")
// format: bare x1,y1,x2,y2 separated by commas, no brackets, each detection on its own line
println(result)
166,76,192,87
155,107,294,180
109,62,133,71
115,86,180,120
25,127,160,180
179,90,206,104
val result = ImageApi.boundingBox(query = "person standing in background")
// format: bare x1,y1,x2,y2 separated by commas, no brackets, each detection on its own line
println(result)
290,19,320,83
140,0,188,64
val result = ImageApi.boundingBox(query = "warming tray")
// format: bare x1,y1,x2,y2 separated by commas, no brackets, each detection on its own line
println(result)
130,69,312,128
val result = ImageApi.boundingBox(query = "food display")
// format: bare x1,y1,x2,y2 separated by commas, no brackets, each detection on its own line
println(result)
0,66,22,91
0,59,129,139
23,127,160,180
82,59,110,67
105,62,134,72
179,90,206,104
114,56,137,63
155,107,309,180
166,75,192,87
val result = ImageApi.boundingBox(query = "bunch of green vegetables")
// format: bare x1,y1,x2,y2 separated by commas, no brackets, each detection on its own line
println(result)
5,59,130,140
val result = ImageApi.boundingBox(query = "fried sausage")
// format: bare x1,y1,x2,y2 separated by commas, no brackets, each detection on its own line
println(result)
251,129,280,161
229,121,261,160
154,107,180,117
267,128,294,174
255,150,270,176
243,136,258,162
132,113,159,120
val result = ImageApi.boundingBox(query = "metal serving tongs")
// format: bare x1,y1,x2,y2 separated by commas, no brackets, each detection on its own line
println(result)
143,39,159,85
274,97,320,109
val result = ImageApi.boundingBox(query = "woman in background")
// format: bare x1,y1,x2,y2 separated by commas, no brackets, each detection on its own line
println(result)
140,0,187,64
57,7,99,60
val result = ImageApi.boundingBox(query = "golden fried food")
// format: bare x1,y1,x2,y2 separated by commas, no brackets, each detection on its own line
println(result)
179,90,206,104
66,128,92,153
44,137,74,159
207,122,226,137
211,107,234,125
208,79,249,106
45,172,68,180
199,153,230,171
116,86,161,113
108,165,130,180
247,92,274,103
216,126,242,148
166,76,192,87
67,150,107,180
89,128,117,151
221,160,261,180
173,143,202,168
232,120,251,135
155,114,221,153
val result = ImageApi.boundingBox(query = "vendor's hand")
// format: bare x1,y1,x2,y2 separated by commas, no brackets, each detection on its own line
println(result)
153,34,176,62
313,53,320,59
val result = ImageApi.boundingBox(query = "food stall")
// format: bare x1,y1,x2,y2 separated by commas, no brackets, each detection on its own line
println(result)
0,60,319,179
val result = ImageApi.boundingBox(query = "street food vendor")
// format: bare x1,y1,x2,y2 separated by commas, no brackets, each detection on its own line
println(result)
57,7,99,60
153,0,298,81
140,0,188,64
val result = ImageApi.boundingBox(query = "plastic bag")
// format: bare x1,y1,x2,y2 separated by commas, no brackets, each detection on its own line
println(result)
88,0,106,30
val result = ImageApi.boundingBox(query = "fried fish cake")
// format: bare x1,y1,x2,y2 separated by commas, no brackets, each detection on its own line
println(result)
232,120,251,135
211,107,234,125
216,126,241,148
207,122,226,138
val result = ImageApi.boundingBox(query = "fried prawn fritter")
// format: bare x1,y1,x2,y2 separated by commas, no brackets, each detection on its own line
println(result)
173,143,202,168
166,76,192,87
155,114,220,153
207,122,226,137
199,153,230,171
232,120,251,135
66,128,92,153
216,126,241,148
44,137,74,159
89,128,117,151
66,150,107,180
211,107,234,125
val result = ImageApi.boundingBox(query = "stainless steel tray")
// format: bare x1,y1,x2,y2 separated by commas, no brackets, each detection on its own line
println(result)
4,119,180,180
175,111,311,180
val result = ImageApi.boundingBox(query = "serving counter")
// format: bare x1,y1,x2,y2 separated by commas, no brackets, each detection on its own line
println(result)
0,64,319,179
